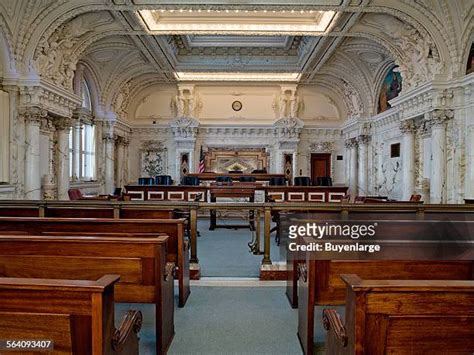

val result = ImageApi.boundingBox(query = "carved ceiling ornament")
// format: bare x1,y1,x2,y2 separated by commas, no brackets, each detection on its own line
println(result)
341,79,363,118
365,13,442,91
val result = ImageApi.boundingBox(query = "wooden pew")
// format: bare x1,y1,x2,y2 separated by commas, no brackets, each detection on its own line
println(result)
297,256,474,354
0,235,174,354
285,210,474,308
0,216,190,307
0,275,142,354
323,274,474,354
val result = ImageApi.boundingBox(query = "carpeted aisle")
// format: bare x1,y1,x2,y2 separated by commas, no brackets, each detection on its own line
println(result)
197,218,282,277
117,286,302,355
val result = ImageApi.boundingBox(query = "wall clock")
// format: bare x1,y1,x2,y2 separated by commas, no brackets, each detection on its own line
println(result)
232,100,242,111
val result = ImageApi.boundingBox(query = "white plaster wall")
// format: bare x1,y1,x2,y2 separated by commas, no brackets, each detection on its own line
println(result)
298,86,342,125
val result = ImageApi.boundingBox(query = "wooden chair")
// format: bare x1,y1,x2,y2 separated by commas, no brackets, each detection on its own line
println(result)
323,274,474,354
0,275,142,354
0,234,175,354
0,216,190,307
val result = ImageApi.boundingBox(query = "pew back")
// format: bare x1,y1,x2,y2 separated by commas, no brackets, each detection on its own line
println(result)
0,275,142,355
0,234,174,354
325,274,474,354
298,257,474,354
0,216,190,307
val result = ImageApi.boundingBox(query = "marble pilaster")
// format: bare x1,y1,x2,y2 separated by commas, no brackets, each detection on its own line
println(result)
465,125,474,199
357,135,370,196
40,117,56,199
115,136,126,188
21,107,47,200
345,138,358,196
103,121,116,194
399,119,416,200
428,109,453,203
54,117,72,200
72,119,82,181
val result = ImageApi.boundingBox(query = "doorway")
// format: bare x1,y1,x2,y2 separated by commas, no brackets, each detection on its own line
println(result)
311,153,331,181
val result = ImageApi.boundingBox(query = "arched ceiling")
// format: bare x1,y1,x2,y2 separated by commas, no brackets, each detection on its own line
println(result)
0,0,472,119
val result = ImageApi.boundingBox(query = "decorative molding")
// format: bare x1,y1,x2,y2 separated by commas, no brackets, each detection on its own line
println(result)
309,141,335,153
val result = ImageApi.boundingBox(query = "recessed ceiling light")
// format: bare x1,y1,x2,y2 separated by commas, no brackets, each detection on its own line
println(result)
174,72,301,82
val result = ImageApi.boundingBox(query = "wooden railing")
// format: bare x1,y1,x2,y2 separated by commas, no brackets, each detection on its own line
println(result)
0,200,473,266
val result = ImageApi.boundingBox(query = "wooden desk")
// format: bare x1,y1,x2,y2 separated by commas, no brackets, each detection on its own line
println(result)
265,186,348,202
125,185,207,201
209,185,256,230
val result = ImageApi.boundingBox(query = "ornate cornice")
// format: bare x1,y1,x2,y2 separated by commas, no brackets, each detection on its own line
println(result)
18,80,81,118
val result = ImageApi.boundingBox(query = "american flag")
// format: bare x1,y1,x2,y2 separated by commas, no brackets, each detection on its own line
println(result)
198,146,206,173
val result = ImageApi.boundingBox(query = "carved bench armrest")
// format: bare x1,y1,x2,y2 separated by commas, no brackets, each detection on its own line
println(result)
112,310,143,352
323,308,348,347
183,239,190,251
164,262,176,282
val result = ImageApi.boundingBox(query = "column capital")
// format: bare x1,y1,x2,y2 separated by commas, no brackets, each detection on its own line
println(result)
19,106,47,125
344,137,358,149
53,117,73,131
357,134,371,145
427,109,454,129
40,116,55,133
399,119,416,134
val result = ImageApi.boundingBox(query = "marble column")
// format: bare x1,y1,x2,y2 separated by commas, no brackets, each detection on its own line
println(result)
72,119,82,181
429,109,453,203
40,117,56,199
103,121,115,195
115,136,125,188
54,117,72,200
22,107,47,200
122,138,130,186
345,138,358,197
465,125,474,199
399,119,416,200
357,135,370,196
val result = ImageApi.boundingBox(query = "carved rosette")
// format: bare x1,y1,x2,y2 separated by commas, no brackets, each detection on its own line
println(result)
19,107,48,126
427,109,454,129
399,119,416,134
344,137,358,149
357,134,371,145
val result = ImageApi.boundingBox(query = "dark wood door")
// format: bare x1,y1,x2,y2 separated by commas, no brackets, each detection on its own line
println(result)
311,153,331,181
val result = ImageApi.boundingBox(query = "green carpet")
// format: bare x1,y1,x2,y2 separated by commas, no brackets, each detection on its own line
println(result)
197,218,282,277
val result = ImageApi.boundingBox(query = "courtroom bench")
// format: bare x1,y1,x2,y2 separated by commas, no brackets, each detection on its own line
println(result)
0,234,175,354
0,216,190,307
0,275,142,355
323,274,474,354
297,255,474,354
285,208,474,308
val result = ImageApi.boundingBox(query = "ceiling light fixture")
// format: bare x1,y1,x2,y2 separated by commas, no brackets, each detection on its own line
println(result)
138,9,336,35
174,72,302,82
